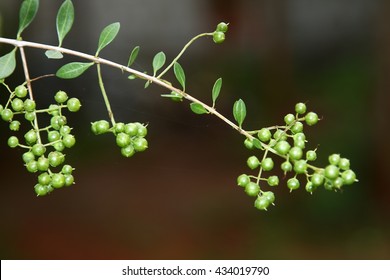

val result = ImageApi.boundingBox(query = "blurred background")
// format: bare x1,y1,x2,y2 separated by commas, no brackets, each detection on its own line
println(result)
0,0,389,259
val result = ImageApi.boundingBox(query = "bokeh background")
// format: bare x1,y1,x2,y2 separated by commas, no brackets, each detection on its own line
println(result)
0,0,389,259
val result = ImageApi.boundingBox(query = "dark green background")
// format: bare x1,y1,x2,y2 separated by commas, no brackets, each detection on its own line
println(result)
0,0,389,259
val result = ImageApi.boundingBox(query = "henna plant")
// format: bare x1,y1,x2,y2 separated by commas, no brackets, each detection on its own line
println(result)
0,0,357,211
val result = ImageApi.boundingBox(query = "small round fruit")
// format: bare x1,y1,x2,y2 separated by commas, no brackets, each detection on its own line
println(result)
244,138,254,150
121,145,135,158
213,31,225,44
37,156,50,171
24,129,38,145
247,156,260,170
295,102,307,115
133,137,148,152
14,85,28,98
287,178,300,191
342,170,357,185
26,160,38,173
274,140,291,155
305,112,319,126
116,132,131,148
124,123,138,136
338,158,350,170
284,113,295,125
62,134,76,148
47,130,61,142
60,125,72,136
136,123,148,137
258,128,272,142
9,120,21,131
24,112,35,121
67,97,81,112
305,182,317,194
24,99,36,112
306,150,317,161
22,151,35,163
267,175,279,187
281,161,292,173
92,120,110,135
263,191,275,204
324,165,339,180
293,160,307,174
48,151,65,167
38,172,51,185
114,122,125,133
254,196,270,211
245,182,260,197
291,121,304,134
34,184,49,196
54,90,68,103
237,174,250,187
51,173,65,188
53,141,65,152
62,164,74,175
289,146,303,160
216,22,228,33
311,173,324,187
261,157,274,171
32,143,46,157
64,174,75,186
1,109,13,122
328,154,340,165
11,98,24,112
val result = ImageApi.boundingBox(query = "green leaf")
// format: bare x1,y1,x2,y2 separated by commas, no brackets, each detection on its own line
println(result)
190,103,208,114
96,22,120,55
17,0,39,38
233,99,246,128
56,62,94,79
127,46,140,67
56,0,74,46
0,50,17,79
173,62,186,90
45,50,63,59
152,51,166,76
212,77,222,107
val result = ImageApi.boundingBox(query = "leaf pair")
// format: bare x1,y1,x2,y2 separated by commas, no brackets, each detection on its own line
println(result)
56,22,120,79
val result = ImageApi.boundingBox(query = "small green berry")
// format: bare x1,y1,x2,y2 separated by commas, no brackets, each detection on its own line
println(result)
289,146,303,160
293,159,307,174
311,173,324,187
342,170,357,185
274,140,291,155
133,137,148,152
11,98,24,112
213,31,225,44
124,123,138,136
26,160,38,173
67,97,81,112
64,174,75,186
295,102,307,115
281,161,292,173
32,143,46,157
37,156,50,171
116,132,131,148
14,85,28,98
47,130,61,142
324,165,339,180
254,196,270,211
51,173,65,188
62,134,76,148
62,164,74,175
48,151,65,167
263,191,275,204
22,151,35,163
54,90,68,103
245,182,260,197
306,150,317,161
244,138,255,150
338,158,350,170
247,156,260,170
9,120,21,131
258,128,272,142
121,145,135,157
24,129,38,145
328,154,341,165
267,175,279,187
261,158,274,171
38,172,51,186
136,123,148,137
216,22,228,33
284,113,295,125
1,109,13,122
237,174,250,187
34,184,49,196
305,112,319,126
92,120,110,135
305,182,317,194
7,136,19,148
24,99,36,112
24,112,35,121
114,122,125,133
291,121,304,134
287,178,300,191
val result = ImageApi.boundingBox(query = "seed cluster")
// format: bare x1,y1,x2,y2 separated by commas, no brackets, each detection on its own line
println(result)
237,102,357,211
1,85,81,196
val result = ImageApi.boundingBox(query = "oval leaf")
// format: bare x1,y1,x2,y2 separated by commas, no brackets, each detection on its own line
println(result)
17,0,39,37
190,103,208,115
233,99,246,128
56,0,74,46
0,50,17,79
127,46,140,67
45,50,64,59
152,51,166,76
212,77,222,107
96,22,120,55
173,62,186,90
56,62,94,79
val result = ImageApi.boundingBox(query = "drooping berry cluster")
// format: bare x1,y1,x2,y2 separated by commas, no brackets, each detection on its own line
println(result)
1,83,81,196
237,102,357,211
91,120,148,157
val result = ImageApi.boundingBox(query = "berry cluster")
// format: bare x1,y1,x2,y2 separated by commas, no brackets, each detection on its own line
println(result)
237,102,357,211
91,120,148,157
1,83,81,196
213,22,228,44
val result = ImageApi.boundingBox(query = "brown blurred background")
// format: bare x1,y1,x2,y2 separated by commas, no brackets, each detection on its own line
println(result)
0,0,389,259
